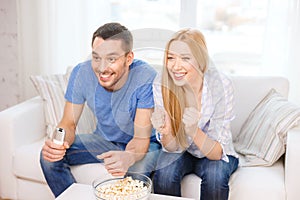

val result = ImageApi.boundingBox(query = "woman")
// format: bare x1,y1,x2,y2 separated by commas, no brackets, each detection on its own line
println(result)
151,29,239,200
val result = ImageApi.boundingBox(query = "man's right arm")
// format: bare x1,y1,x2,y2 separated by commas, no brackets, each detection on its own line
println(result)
42,101,84,162
57,101,84,146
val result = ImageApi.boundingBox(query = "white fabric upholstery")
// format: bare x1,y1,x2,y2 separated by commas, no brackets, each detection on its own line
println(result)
30,72,96,138
0,97,44,199
13,139,46,182
234,89,300,166
1,76,300,200
181,158,285,200
230,76,289,139
228,158,285,200
285,127,300,200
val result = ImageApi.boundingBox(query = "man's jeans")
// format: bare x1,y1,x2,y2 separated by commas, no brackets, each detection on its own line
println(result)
153,151,239,200
40,134,161,197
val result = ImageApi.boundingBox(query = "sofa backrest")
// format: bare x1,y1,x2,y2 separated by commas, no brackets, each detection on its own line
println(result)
230,76,289,140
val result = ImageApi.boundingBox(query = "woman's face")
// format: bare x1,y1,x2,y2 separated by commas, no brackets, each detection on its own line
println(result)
166,40,200,87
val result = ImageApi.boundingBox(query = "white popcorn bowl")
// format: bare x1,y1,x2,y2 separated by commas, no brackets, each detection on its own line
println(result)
92,172,152,200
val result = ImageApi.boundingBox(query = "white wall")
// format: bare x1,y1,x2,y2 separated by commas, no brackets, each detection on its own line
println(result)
0,0,20,111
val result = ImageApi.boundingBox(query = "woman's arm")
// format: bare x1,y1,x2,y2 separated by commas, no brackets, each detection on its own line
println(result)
192,128,223,160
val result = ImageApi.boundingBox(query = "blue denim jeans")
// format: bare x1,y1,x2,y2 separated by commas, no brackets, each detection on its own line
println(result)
40,134,161,197
153,151,239,200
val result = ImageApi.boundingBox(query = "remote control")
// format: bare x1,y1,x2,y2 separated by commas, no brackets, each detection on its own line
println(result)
52,128,65,145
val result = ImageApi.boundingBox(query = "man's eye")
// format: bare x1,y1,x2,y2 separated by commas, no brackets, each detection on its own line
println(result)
107,57,117,63
93,56,100,62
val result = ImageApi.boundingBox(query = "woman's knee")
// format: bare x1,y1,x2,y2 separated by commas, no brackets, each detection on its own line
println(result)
153,155,184,187
201,160,231,188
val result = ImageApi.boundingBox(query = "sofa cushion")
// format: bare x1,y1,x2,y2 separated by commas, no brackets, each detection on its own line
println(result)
30,69,96,139
71,163,108,185
234,89,300,166
229,158,285,200
13,138,107,184
181,158,285,200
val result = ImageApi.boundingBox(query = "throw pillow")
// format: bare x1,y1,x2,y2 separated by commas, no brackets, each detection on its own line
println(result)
234,89,300,167
30,69,96,139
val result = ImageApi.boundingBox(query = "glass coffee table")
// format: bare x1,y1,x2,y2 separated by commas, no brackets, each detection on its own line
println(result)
56,183,195,200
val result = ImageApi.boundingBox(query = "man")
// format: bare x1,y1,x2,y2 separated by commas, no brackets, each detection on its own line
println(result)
40,22,160,197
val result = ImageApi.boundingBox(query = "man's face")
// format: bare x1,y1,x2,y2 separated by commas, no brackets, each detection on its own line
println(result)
91,37,133,91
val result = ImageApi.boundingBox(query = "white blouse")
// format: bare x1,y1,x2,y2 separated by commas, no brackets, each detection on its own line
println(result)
153,66,238,162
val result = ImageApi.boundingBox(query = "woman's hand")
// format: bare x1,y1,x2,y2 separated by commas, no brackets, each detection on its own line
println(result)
182,107,201,138
151,108,174,136
151,109,166,134
151,108,179,151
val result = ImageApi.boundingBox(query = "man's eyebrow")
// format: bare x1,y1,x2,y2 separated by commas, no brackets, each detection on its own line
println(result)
106,52,119,56
92,51,120,56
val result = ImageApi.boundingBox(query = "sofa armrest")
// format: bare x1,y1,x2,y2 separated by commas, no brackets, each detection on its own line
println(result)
0,96,46,147
285,126,300,200
0,96,46,199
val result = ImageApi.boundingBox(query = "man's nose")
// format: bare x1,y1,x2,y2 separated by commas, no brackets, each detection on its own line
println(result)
97,60,109,72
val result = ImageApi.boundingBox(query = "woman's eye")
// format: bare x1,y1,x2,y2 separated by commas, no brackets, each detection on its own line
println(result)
182,57,190,61
167,56,174,60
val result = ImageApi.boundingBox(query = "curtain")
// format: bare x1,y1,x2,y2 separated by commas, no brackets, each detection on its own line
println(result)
262,0,300,104
17,0,111,99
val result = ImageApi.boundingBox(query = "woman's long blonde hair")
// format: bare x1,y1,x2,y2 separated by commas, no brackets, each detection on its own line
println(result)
161,29,209,149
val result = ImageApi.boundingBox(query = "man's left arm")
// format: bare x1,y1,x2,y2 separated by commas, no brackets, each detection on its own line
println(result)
97,107,153,176
125,107,153,162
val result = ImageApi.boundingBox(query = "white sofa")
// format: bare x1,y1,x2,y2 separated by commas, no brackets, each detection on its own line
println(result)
1,76,300,200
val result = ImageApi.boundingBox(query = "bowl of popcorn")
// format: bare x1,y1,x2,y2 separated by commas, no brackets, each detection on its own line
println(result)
93,172,152,200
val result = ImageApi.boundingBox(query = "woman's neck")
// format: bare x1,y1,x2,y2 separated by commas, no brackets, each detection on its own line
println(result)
183,81,203,109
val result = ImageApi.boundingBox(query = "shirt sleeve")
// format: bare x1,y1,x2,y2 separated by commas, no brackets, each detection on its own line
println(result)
135,82,155,109
205,73,235,162
65,65,85,104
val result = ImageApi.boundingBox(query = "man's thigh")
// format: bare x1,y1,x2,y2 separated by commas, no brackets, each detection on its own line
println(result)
66,134,122,165
128,142,161,175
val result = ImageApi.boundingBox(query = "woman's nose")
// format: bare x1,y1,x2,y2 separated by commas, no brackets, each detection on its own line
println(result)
173,57,182,70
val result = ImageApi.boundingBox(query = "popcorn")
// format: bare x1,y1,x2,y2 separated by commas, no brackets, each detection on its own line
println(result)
95,176,149,200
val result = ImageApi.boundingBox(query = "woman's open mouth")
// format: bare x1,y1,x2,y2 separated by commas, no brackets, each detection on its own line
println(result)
173,72,186,80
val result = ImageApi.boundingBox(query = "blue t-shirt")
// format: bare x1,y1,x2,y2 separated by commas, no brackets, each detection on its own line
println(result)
65,59,157,144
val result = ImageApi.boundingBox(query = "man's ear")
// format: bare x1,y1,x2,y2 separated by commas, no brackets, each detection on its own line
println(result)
126,51,134,65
